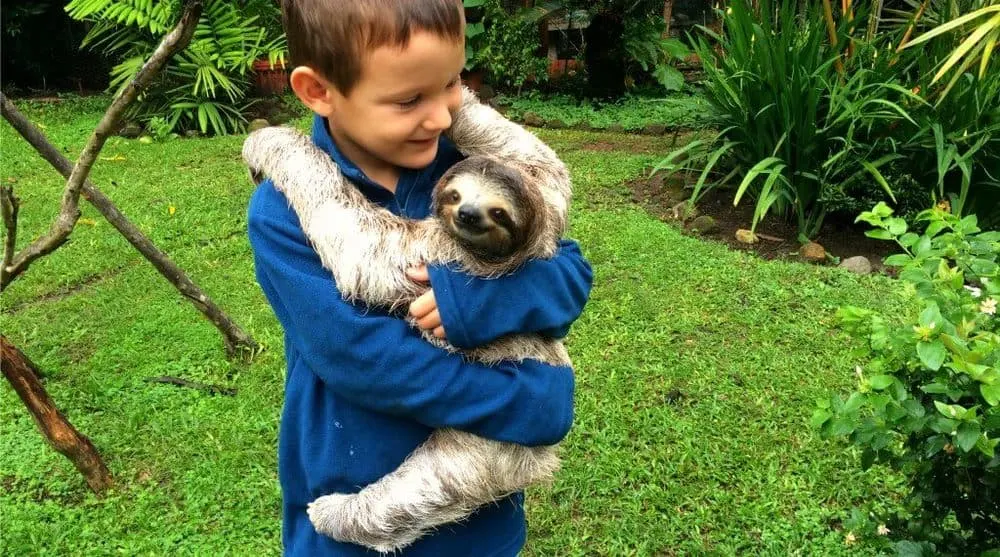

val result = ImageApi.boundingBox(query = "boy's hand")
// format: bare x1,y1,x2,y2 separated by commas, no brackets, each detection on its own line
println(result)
406,265,446,340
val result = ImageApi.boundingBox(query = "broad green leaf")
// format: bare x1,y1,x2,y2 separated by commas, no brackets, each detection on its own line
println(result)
811,409,833,429
828,417,856,437
884,254,912,267
934,400,963,419
869,375,895,390
898,233,920,247
919,305,943,329
843,392,865,413
918,340,947,371
982,383,1000,406
915,235,932,255
925,435,947,458
925,221,947,238
865,229,894,240
956,422,981,452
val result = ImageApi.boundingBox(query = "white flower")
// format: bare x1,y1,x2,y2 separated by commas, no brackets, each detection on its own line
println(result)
982,298,997,316
845,532,857,545
877,524,891,536
965,285,983,298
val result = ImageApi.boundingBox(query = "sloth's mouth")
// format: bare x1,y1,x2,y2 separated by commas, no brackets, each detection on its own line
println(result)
455,219,490,235
452,222,491,244
448,217,515,259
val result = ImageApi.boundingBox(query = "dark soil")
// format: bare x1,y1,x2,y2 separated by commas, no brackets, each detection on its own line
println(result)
626,170,898,273
244,95,309,126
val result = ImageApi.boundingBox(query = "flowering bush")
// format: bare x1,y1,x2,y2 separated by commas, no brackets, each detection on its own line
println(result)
814,202,1000,551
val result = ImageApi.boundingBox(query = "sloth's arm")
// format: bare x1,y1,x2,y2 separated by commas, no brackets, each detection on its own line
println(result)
243,126,427,307
447,86,565,173
247,186,575,446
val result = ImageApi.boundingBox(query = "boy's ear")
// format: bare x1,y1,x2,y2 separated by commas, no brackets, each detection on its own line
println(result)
289,66,337,116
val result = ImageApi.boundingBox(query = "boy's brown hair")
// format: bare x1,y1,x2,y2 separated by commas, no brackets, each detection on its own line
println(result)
281,0,465,96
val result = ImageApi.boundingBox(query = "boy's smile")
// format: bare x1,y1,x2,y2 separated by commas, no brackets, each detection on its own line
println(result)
312,31,466,192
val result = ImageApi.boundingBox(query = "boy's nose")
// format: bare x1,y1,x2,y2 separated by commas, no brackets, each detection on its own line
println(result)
424,101,453,132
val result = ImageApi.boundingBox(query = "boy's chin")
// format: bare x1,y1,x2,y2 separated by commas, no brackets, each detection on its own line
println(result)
394,144,439,170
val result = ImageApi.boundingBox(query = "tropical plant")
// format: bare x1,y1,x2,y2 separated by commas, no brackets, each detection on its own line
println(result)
463,0,489,71
815,202,1000,551
652,0,919,239
515,0,689,97
901,0,1000,101
883,0,1000,225
622,14,690,91
468,0,549,89
66,0,286,136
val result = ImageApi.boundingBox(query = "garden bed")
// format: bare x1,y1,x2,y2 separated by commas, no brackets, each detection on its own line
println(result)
626,171,898,272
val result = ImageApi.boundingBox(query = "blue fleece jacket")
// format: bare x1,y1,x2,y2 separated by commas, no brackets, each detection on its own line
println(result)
247,115,592,556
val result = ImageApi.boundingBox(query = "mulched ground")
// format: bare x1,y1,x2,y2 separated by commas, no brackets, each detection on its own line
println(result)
625,169,898,273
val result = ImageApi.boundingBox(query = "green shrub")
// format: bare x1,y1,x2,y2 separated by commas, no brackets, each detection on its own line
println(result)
622,14,690,92
896,0,1000,228
66,0,286,136
814,202,1000,551
462,0,549,90
655,0,1000,237
653,0,917,239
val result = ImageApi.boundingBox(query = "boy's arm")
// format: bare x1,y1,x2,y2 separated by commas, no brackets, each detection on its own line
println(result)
426,242,592,349
248,182,574,447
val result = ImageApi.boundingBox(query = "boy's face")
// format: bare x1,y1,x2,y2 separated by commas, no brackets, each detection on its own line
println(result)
326,31,466,172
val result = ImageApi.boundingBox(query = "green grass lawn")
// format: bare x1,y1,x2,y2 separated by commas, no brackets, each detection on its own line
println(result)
496,92,715,131
2,96,906,555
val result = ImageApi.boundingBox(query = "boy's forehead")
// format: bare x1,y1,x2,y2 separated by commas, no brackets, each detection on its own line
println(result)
357,31,465,93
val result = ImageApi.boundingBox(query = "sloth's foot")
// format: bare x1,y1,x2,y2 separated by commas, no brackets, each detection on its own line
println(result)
307,493,426,554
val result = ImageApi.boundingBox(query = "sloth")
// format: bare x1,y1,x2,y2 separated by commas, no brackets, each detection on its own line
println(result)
243,87,574,553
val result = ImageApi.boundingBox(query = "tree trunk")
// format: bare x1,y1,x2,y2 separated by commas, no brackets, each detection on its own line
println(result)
584,10,627,100
1,335,112,494
662,0,675,37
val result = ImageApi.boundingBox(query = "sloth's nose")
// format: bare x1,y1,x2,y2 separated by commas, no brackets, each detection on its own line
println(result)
456,205,483,227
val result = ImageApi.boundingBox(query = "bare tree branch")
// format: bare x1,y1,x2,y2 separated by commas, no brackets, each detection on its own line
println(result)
1,335,113,494
1,186,17,273
1,0,203,289
0,95,258,358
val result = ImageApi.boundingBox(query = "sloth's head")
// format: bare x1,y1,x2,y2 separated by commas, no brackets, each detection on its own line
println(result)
433,156,540,260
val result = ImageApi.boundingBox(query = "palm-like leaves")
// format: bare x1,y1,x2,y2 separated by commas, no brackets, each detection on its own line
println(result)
904,3,1000,99
66,0,285,135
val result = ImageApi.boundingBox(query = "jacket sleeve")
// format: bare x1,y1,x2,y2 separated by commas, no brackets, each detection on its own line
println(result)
247,182,574,447
428,239,593,349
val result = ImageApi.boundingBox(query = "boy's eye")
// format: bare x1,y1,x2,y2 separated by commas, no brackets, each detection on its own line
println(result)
397,95,421,108
446,77,460,88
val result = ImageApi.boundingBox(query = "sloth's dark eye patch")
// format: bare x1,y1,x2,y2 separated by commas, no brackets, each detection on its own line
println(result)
489,208,509,224
449,190,461,203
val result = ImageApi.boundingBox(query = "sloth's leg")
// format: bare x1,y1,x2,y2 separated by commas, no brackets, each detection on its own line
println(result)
243,127,429,309
307,430,559,552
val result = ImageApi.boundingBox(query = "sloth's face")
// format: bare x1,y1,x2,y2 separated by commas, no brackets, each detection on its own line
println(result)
434,157,537,260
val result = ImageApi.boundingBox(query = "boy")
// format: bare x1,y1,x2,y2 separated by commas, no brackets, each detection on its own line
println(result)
246,1,592,555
